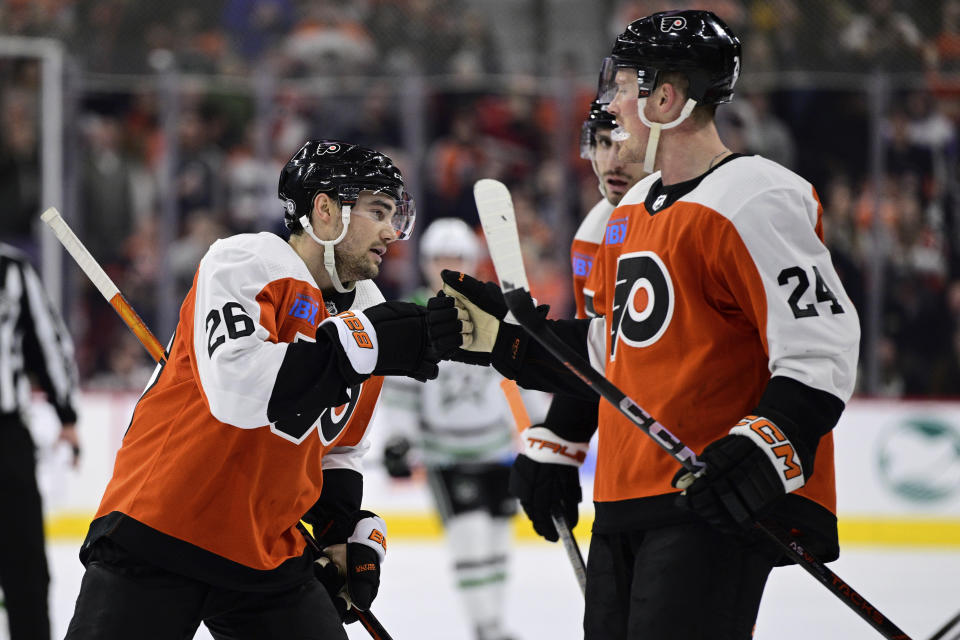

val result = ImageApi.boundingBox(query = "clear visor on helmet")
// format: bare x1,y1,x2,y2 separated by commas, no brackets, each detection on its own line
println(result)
339,185,417,240
596,57,658,105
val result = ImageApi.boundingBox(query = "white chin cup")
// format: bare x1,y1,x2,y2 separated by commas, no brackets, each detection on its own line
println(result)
298,204,355,293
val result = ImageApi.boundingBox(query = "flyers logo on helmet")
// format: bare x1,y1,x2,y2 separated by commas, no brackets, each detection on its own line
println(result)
610,251,674,359
661,16,687,32
318,143,341,155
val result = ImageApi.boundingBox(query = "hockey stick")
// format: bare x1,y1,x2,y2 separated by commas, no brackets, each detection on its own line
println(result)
41,207,167,363
500,379,588,595
473,179,914,640
41,207,394,640
928,609,960,640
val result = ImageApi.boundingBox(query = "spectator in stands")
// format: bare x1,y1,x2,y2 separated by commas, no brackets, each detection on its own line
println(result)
426,107,487,224
79,115,137,267
0,86,40,250
840,0,925,71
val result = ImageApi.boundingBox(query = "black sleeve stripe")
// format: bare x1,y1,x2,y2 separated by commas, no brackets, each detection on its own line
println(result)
543,392,599,443
303,468,364,545
266,330,353,424
492,317,597,401
754,375,845,478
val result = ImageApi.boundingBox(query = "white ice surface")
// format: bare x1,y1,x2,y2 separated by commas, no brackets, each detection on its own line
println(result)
45,539,960,640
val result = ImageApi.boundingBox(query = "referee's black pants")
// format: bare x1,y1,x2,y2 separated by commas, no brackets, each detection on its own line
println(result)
0,418,51,640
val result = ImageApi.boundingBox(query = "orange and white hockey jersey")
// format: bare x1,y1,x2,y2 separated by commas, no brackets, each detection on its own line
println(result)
85,232,385,587
570,198,615,319
584,155,859,537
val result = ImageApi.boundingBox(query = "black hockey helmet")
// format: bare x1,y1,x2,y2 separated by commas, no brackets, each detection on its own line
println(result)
279,140,415,239
579,100,618,159
597,10,741,106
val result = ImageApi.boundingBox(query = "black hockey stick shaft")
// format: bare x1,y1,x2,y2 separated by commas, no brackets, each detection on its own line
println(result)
501,287,914,640
928,608,960,640
550,510,587,595
297,523,395,640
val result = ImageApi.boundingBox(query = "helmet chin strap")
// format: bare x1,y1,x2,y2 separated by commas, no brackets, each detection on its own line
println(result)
298,205,356,293
635,97,698,173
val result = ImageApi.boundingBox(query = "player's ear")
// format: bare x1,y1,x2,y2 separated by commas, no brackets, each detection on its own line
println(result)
312,192,338,226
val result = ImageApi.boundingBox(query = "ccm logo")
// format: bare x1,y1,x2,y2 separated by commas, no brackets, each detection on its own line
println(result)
368,528,387,551
337,311,373,349
740,416,802,481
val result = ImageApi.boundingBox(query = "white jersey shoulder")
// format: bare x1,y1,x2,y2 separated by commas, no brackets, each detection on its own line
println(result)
684,155,819,227
203,232,317,287
574,199,616,244
695,156,859,402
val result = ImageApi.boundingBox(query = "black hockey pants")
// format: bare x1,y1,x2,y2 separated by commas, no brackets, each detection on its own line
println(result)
65,537,347,640
584,520,781,640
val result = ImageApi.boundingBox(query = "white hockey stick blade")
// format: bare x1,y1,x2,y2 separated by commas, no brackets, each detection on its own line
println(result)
41,207,120,301
473,179,529,293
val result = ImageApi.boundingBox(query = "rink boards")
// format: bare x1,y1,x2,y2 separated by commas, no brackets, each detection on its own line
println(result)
29,392,960,547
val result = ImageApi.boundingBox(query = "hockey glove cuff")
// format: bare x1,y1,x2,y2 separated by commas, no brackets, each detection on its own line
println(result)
674,415,808,534
320,302,441,383
509,425,587,542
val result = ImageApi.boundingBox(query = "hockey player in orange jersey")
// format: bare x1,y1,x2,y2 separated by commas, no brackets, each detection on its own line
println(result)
432,10,860,640
509,101,646,542
65,140,461,640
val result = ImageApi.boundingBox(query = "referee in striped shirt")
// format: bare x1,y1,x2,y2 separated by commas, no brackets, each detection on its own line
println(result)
0,241,80,640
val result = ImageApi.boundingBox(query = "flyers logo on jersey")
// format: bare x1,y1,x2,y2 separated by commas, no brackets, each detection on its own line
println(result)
270,382,364,445
610,251,674,359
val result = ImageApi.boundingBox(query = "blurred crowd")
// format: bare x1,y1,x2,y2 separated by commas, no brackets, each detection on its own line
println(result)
1,0,960,398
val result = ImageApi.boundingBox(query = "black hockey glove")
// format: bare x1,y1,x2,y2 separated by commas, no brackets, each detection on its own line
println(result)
673,415,811,535
437,270,547,374
425,293,469,358
383,436,413,478
320,301,440,383
509,425,588,542
313,510,387,623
